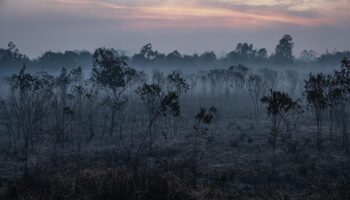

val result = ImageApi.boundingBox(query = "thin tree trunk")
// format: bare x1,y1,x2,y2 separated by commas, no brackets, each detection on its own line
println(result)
109,109,116,137
342,105,348,152
272,115,277,168
23,132,29,178
193,132,199,188
149,120,153,153
134,119,154,171
329,107,333,141
316,112,322,153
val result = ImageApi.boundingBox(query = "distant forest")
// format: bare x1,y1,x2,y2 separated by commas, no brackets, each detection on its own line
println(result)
1,34,350,70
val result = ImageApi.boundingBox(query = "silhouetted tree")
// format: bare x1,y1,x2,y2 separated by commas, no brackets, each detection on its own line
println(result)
166,71,189,134
166,50,183,64
199,51,217,64
54,67,71,149
132,43,159,65
7,65,54,176
192,106,217,187
134,83,180,170
257,48,268,59
226,64,249,93
299,50,318,63
225,42,267,64
325,74,340,141
0,42,29,67
247,74,266,124
305,73,328,153
273,34,294,64
69,67,85,150
92,48,138,137
152,69,165,86
135,83,180,150
261,90,300,164
333,58,350,151
207,69,226,95
35,50,92,69
285,70,299,97
136,83,162,153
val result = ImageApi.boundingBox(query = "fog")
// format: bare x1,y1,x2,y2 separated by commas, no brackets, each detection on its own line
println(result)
1,31,350,199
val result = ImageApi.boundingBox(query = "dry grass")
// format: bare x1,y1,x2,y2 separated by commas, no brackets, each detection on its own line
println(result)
1,168,195,200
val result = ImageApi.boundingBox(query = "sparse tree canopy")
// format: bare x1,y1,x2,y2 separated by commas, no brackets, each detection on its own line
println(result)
304,72,328,152
261,89,300,163
92,47,139,136
261,90,299,118
93,48,137,93
167,71,190,95
305,73,328,111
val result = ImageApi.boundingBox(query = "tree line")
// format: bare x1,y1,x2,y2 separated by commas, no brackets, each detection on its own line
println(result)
1,35,350,69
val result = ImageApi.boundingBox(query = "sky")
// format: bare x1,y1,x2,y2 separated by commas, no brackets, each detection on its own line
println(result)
0,0,349,58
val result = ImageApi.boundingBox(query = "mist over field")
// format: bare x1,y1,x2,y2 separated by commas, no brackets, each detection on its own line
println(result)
1,0,350,199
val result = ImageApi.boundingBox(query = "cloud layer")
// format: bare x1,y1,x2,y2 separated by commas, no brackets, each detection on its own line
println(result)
51,0,349,28
0,0,349,57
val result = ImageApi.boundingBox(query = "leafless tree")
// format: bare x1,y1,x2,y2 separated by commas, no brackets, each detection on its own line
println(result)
6,65,54,176
247,74,266,125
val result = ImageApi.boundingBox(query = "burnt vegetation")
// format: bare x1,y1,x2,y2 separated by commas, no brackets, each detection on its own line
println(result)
0,40,350,199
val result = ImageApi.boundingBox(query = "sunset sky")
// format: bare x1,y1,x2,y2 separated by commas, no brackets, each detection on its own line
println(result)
0,0,349,57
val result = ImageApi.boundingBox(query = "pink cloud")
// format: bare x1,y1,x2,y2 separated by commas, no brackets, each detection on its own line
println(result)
51,0,338,30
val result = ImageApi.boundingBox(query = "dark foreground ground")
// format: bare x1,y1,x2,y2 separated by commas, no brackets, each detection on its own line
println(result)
0,108,350,200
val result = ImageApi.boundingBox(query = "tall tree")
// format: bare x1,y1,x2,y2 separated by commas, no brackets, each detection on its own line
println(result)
305,73,328,153
274,34,294,64
333,58,350,151
132,43,158,64
92,48,138,137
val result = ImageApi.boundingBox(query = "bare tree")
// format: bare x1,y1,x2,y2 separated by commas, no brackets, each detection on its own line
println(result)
285,70,299,97
192,106,217,187
152,68,166,86
247,74,266,125
54,67,71,149
134,83,180,170
259,68,279,91
6,65,53,176
69,67,85,150
325,74,340,142
226,64,249,94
